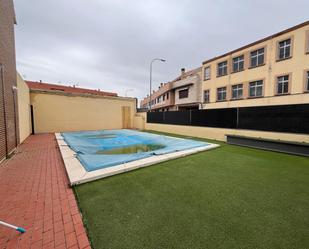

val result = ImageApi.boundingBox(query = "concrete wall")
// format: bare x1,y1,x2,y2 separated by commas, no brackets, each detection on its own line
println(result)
145,123,309,143
30,91,136,133
17,73,31,142
134,112,309,143
202,22,309,109
133,113,146,130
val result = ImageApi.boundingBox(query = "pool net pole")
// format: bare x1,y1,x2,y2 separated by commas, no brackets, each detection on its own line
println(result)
0,220,26,233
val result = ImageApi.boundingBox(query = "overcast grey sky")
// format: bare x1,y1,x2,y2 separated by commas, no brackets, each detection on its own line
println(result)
14,0,309,99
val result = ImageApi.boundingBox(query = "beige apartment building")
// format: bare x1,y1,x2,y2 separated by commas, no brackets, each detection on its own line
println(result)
201,21,309,109
140,67,203,111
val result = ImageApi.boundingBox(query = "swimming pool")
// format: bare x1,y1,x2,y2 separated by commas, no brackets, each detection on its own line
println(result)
62,129,212,171
57,130,219,185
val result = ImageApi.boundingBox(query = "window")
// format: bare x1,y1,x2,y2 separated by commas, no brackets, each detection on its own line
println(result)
166,92,169,99
204,66,211,80
217,87,227,101
217,61,228,76
278,39,291,60
250,48,264,67
307,71,309,91
163,94,165,101
179,88,189,99
232,84,243,99
277,75,289,94
249,80,263,97
204,90,210,103
233,55,244,72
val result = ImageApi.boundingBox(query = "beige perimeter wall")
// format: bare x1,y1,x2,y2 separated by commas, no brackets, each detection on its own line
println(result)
17,73,31,142
31,91,136,133
134,112,309,143
133,113,146,130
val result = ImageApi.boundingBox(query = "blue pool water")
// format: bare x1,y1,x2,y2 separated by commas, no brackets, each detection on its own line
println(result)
62,129,210,172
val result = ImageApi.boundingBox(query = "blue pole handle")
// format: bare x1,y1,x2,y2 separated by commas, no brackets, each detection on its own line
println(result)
16,227,26,233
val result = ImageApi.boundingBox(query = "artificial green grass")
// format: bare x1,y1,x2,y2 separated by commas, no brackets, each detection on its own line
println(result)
74,131,309,249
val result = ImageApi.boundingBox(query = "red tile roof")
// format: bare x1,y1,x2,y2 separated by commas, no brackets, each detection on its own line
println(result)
26,81,118,97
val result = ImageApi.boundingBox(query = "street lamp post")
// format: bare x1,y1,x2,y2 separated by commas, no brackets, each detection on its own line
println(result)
149,58,166,111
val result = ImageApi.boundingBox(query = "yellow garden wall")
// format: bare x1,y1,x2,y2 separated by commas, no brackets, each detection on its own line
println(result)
17,73,31,142
134,112,309,143
30,91,136,133
133,113,146,130
145,123,309,143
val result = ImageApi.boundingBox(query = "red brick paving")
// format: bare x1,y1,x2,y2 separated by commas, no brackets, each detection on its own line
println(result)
0,134,91,249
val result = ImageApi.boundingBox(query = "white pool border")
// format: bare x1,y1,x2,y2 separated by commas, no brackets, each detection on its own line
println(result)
55,132,220,186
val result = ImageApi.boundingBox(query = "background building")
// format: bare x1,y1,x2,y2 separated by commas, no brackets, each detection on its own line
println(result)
138,21,309,146
140,81,174,112
172,67,202,110
140,67,203,111
201,21,309,110
0,0,18,161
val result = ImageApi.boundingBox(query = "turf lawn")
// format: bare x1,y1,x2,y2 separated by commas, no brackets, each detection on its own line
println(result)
74,131,309,249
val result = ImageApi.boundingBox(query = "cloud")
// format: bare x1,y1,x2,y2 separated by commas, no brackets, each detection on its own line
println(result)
14,0,309,99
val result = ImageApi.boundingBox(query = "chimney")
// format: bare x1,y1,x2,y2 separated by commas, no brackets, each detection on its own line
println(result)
181,68,185,75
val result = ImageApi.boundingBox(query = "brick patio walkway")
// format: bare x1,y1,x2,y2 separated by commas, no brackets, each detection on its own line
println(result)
0,134,91,249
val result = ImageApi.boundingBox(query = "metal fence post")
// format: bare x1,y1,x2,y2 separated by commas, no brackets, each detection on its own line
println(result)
236,107,239,129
